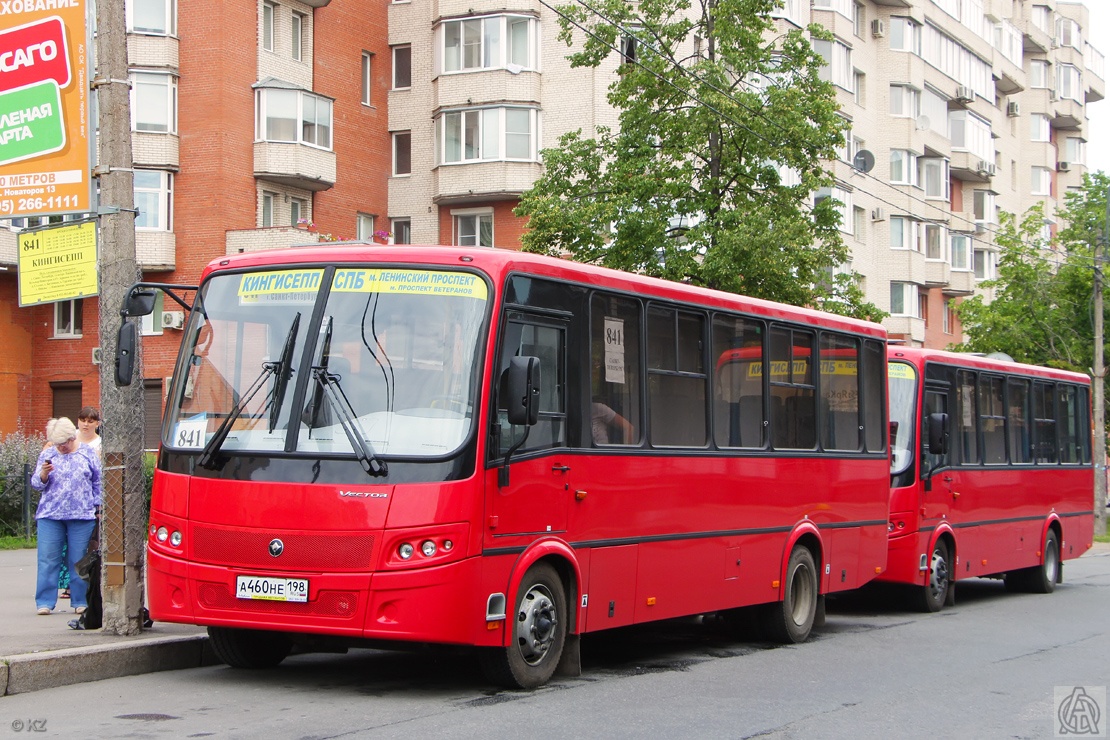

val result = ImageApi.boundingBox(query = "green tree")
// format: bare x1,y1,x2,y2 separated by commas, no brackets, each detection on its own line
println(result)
516,0,882,321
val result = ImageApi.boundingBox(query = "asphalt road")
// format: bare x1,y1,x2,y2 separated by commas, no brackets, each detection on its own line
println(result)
2,549,1108,739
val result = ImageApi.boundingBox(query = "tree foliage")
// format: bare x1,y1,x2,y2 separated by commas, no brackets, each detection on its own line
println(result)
515,0,883,320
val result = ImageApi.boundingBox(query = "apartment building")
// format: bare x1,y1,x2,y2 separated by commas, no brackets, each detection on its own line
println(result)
0,0,389,437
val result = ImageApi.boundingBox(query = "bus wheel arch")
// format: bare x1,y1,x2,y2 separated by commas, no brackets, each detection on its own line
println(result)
762,532,822,644
1007,521,1061,594
916,532,954,613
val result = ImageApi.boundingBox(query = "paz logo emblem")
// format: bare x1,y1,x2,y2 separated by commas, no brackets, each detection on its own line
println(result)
268,539,284,557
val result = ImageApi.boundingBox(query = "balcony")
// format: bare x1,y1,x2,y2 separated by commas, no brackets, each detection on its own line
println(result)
944,270,976,296
133,132,179,169
950,151,996,183
136,231,175,271
923,260,951,288
126,33,178,69
225,226,327,255
885,316,926,345
254,142,336,192
1051,96,1084,130
301,0,330,6
433,160,543,205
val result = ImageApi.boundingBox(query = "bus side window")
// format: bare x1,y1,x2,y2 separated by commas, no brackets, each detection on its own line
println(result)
712,315,765,449
1033,382,1058,464
495,318,567,456
957,370,978,465
590,294,642,447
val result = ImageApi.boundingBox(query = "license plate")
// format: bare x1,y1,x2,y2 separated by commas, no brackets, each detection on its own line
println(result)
235,575,308,602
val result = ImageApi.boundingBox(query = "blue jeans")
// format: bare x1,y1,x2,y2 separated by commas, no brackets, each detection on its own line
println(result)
36,518,96,610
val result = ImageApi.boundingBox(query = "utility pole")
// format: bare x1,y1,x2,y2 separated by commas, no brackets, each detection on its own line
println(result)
95,0,146,634
1096,192,1108,537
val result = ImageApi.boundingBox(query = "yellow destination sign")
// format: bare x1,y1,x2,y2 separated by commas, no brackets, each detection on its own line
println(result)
331,268,488,299
17,219,96,306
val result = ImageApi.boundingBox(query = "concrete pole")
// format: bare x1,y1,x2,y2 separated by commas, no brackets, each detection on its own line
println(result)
1095,192,1107,537
95,0,146,634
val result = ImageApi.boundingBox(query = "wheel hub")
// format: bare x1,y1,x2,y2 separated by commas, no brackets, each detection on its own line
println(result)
516,585,558,666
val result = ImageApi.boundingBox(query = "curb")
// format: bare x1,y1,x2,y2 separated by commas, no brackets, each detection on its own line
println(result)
0,635,216,697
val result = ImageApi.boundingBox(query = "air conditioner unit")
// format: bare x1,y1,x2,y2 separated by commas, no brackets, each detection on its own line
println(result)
161,310,185,330
955,85,974,103
1057,161,1071,172
871,207,886,221
1007,101,1020,117
976,160,996,176
91,347,101,366
871,19,885,38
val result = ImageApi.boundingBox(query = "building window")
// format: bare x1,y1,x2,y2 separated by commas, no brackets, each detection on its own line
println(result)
289,198,306,226
853,3,865,37
1029,59,1050,89
1031,5,1051,34
130,71,177,133
262,191,275,227
134,169,172,231
949,110,994,162
262,1,275,52
1065,137,1086,165
889,84,920,118
815,186,852,234
853,206,865,239
292,12,304,61
920,157,949,199
54,299,83,338
129,0,176,35
890,282,919,317
392,45,411,89
356,213,375,240
361,52,372,105
943,299,954,334
813,38,854,91
1031,166,1052,196
890,216,920,251
973,248,994,280
1030,113,1051,142
853,71,865,105
813,0,853,19
454,211,493,247
1056,17,1082,51
437,107,537,164
924,223,946,260
973,190,995,224
393,131,411,175
391,218,411,244
1056,64,1081,102
951,234,970,270
255,88,333,149
441,15,536,73
890,149,919,186
890,18,921,54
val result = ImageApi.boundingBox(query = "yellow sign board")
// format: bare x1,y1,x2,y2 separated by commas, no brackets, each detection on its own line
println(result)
17,220,97,306
0,1,93,218
331,268,488,299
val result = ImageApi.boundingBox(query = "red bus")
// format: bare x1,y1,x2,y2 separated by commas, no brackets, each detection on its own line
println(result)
120,245,890,688
883,347,1094,611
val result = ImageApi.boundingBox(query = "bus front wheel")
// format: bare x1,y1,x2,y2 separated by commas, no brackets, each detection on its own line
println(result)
761,545,818,644
480,563,567,690
916,540,951,613
208,626,292,669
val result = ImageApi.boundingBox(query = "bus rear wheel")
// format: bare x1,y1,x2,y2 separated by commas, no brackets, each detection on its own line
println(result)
761,545,818,644
480,563,567,689
915,540,950,613
208,626,292,669
1007,529,1059,594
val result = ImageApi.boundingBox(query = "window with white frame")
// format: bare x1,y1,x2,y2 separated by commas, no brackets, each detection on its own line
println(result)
437,107,537,164
1056,64,1081,102
262,191,275,227
973,190,995,223
134,170,172,230
853,71,865,105
890,18,921,54
853,206,865,238
1065,137,1086,165
1032,5,1051,35
924,223,947,260
454,211,493,247
771,0,800,23
922,88,948,136
890,149,919,186
890,282,920,316
890,216,921,250
920,157,949,200
128,0,176,35
255,87,333,149
1039,219,1054,244
392,46,411,89
951,234,970,270
289,198,306,226
994,20,1022,67
921,23,993,100
813,38,854,91
391,218,411,244
853,3,865,37
140,291,164,336
356,213,375,240
813,0,852,19
292,12,304,61
54,299,83,338
815,186,853,234
943,298,952,333
1030,113,1051,142
889,84,920,118
131,71,177,133
1056,17,1082,51
949,110,994,162
361,53,372,105
441,15,536,73
262,2,275,52
393,131,411,175
1031,166,1052,196
1028,59,1050,89
973,248,994,279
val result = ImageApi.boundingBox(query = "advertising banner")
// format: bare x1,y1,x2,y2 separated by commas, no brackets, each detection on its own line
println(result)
17,219,97,306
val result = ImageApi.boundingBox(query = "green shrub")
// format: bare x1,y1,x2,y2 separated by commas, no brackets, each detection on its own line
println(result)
0,430,47,538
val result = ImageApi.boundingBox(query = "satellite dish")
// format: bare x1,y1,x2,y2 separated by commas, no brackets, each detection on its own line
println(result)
916,115,931,131
852,149,875,173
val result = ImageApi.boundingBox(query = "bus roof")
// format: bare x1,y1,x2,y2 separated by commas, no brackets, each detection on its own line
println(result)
889,345,1090,385
201,244,886,339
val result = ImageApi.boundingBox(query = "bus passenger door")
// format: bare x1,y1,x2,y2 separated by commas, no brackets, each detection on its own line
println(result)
488,314,572,537
922,388,954,533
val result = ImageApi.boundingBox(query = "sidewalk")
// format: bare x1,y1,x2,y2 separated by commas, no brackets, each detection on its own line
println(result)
0,547,212,697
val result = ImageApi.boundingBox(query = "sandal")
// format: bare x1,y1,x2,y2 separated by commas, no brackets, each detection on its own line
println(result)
60,589,70,599
74,606,86,615
37,607,51,615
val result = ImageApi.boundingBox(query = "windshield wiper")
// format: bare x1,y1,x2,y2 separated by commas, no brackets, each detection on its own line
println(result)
310,366,388,477
198,317,301,469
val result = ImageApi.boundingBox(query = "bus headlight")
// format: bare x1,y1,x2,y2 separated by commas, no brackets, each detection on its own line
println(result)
156,526,169,543
169,531,183,547
398,543,414,560
421,540,437,557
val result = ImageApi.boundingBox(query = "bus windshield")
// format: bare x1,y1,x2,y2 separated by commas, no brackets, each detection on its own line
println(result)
165,267,489,459
888,361,917,475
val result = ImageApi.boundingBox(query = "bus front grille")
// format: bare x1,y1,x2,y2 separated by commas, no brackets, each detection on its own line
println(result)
191,526,375,571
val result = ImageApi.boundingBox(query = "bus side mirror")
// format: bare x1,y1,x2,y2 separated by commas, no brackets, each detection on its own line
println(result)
506,356,541,426
115,321,137,387
123,288,157,317
928,412,949,455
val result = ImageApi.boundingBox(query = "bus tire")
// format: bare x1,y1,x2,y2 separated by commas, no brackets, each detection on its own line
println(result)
915,539,950,613
208,626,292,669
1009,529,1060,594
480,563,567,689
761,546,818,644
